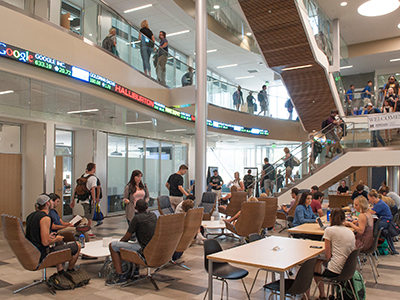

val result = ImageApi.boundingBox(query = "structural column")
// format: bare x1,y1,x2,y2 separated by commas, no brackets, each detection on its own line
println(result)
195,0,207,205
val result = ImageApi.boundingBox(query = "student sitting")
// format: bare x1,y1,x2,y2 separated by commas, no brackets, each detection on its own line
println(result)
310,191,324,218
293,192,317,227
218,185,238,208
224,197,258,225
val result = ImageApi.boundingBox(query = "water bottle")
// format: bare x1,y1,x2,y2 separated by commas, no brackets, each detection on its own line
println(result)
79,234,85,248
327,210,331,222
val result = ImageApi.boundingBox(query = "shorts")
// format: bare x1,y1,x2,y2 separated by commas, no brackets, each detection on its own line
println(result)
325,132,340,142
47,242,78,259
322,268,339,278
81,202,94,220
260,101,266,110
111,241,142,253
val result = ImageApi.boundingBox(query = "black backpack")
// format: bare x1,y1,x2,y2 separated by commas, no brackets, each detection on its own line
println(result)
321,119,329,133
102,35,114,52
314,140,323,153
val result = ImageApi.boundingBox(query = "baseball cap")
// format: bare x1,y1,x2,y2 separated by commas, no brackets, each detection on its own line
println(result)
36,194,50,206
367,103,373,107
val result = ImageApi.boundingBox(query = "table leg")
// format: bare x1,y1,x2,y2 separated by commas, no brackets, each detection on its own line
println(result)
279,271,285,300
208,259,213,300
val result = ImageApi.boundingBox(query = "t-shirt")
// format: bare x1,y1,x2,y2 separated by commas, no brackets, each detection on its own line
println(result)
373,199,393,222
210,175,223,190
246,95,254,106
386,81,399,95
337,186,349,194
387,192,400,207
310,199,322,214
323,226,355,274
158,37,168,56
140,27,154,46
26,210,52,261
167,173,184,196
362,85,371,99
263,163,275,180
127,211,157,249
351,190,368,200
243,174,254,189
346,89,354,101
48,209,62,232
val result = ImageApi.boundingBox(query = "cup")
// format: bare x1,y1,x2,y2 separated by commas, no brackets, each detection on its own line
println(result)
210,216,215,222
102,237,112,247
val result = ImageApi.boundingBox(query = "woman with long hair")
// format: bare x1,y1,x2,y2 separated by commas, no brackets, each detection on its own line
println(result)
123,170,147,225
139,20,155,76
293,192,316,227
283,147,294,185
229,171,245,191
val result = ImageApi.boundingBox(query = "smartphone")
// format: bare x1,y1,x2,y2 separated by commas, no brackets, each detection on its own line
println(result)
310,245,323,249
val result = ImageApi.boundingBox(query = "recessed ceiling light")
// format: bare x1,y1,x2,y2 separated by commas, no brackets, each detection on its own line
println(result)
340,65,353,69
214,5,220,9
340,2,347,6
124,4,153,13
358,0,400,17
0,90,14,95
125,121,152,125
281,64,313,71
89,33,92,36
165,129,187,132
398,23,400,28
67,109,99,114
390,58,400,62
246,32,252,36
217,64,238,69
168,30,190,37
235,76,254,79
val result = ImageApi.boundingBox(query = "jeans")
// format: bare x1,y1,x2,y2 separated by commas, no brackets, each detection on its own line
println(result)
371,130,385,147
157,54,167,84
140,46,152,72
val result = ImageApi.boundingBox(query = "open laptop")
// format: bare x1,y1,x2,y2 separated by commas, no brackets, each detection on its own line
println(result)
317,217,328,230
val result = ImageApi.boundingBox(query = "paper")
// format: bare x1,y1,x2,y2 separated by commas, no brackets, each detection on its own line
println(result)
70,215,82,225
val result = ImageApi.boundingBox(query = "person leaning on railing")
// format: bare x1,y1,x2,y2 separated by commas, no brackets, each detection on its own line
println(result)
139,20,155,77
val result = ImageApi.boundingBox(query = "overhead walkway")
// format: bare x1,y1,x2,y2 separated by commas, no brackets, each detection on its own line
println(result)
277,147,400,205
238,0,341,132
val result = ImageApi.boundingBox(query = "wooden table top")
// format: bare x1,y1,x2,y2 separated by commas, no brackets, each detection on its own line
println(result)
288,223,326,236
207,236,324,272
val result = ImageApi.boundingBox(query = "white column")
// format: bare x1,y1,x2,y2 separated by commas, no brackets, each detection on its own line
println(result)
195,0,207,206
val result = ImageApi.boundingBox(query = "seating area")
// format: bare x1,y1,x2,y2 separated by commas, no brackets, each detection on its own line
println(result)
0,193,400,299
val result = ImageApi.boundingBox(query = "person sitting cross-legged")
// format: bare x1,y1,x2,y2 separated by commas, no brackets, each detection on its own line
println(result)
106,199,157,285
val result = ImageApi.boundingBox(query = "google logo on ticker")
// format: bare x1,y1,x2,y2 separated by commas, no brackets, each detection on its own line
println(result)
0,42,34,63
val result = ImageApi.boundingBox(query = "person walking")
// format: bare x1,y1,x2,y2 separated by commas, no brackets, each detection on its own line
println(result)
123,170,148,226
246,91,255,114
181,66,194,86
283,147,294,186
166,164,189,211
345,85,354,116
285,98,294,120
257,85,268,116
139,20,155,76
233,86,243,111
156,31,168,85
209,169,223,200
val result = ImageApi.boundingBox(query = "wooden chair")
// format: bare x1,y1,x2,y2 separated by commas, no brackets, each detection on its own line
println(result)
218,191,247,217
258,197,278,235
224,201,266,242
199,192,217,220
1,214,72,295
276,195,299,233
120,213,185,291
157,195,174,215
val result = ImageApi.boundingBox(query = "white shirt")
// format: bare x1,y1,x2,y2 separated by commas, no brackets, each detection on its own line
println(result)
323,225,355,274
387,192,400,207
175,201,184,214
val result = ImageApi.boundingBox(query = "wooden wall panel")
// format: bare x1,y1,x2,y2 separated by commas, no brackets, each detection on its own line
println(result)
239,0,337,131
0,153,22,223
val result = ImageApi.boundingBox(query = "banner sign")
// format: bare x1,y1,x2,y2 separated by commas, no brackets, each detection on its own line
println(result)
0,41,269,136
367,112,400,131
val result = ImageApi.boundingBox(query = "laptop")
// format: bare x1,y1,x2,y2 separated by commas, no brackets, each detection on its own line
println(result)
317,217,328,230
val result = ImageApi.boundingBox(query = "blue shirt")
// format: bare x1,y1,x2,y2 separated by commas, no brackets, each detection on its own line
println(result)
48,209,62,232
293,204,317,227
373,199,392,222
346,89,354,101
363,85,371,99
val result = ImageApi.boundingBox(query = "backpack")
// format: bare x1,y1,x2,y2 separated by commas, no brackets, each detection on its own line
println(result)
102,35,114,52
75,174,94,202
336,270,366,300
377,238,389,255
314,140,323,154
265,164,276,180
48,269,90,290
100,259,133,280
292,156,300,167
387,221,400,237
67,269,91,288
96,177,103,200
258,91,265,103
233,91,240,102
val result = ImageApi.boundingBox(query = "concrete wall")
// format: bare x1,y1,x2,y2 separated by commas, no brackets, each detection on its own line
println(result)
341,72,375,91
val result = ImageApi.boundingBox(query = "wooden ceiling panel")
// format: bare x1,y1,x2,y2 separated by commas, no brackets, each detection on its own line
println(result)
239,0,337,132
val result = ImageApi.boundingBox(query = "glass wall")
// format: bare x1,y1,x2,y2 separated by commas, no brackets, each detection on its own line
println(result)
55,130,74,216
107,134,187,213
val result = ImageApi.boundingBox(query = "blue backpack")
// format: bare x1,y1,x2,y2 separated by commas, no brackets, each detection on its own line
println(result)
258,91,264,103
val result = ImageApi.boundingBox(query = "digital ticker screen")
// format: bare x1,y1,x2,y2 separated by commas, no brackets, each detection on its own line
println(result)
0,41,269,136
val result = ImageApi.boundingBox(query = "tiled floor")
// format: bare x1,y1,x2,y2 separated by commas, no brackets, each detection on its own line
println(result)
0,213,399,299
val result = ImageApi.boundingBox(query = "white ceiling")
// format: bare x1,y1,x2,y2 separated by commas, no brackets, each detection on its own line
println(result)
101,0,275,91
315,0,400,45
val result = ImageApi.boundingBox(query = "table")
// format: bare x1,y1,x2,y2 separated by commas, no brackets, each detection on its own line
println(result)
207,236,324,299
288,217,355,236
202,220,231,239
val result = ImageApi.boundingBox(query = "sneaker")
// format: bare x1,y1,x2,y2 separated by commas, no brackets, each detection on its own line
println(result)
95,221,103,227
88,233,96,238
105,273,127,286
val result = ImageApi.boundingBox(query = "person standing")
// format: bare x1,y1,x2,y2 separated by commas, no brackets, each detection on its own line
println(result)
139,20,155,76
229,172,245,191
382,99,393,142
166,164,189,211
70,162,98,238
181,66,194,86
102,28,118,57
337,180,350,195
156,31,168,85
361,80,374,106
233,86,243,111
365,103,385,147
243,170,255,197
283,147,294,186
123,170,148,226
345,85,354,116
285,98,294,120
209,169,223,200
246,91,255,114
324,110,342,158
262,157,275,194
258,85,268,116
383,75,399,97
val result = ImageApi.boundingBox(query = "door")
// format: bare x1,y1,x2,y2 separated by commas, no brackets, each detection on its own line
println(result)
0,153,22,222
55,156,64,217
